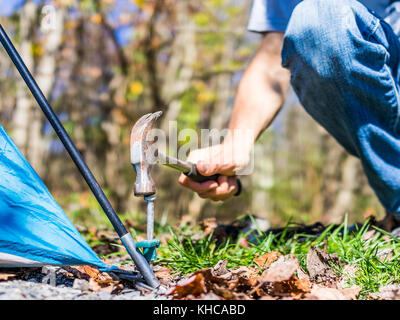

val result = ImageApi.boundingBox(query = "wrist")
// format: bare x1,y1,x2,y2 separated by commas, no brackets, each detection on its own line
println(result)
220,130,254,174
223,128,255,155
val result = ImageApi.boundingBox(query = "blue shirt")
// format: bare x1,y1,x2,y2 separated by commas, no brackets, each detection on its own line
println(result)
247,0,392,32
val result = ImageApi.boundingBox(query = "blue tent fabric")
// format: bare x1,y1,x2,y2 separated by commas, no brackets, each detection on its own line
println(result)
0,124,115,270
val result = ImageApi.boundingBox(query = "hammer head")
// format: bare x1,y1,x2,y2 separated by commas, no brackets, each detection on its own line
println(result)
130,111,162,197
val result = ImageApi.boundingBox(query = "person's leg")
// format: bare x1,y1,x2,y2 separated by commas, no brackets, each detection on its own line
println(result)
281,0,400,222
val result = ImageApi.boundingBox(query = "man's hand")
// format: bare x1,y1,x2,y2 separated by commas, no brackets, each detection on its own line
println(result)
178,143,249,201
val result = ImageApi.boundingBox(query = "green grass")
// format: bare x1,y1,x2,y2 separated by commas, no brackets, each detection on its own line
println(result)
157,216,400,299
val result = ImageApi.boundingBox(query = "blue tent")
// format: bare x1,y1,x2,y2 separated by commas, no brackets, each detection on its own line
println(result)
0,124,113,270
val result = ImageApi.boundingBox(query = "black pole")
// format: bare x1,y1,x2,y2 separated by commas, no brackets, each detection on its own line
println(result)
0,24,159,288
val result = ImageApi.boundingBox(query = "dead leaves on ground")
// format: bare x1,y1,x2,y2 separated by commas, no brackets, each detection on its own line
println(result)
199,218,218,236
166,260,258,300
306,246,343,285
370,284,400,300
166,247,362,300
154,266,174,286
251,255,311,300
0,273,17,281
165,273,207,299
307,285,361,300
64,265,121,293
253,251,280,270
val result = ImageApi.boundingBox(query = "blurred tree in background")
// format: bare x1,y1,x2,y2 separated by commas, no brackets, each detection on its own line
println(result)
0,0,383,228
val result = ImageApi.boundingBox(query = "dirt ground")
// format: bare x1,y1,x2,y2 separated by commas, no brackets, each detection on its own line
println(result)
0,265,170,300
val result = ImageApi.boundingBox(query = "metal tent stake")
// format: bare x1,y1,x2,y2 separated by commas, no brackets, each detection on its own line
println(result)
0,24,159,288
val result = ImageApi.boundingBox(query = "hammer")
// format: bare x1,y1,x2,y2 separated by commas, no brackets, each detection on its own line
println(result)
130,111,242,198
130,111,242,253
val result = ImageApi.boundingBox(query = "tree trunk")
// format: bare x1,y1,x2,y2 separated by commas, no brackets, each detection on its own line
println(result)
28,6,65,176
160,0,197,134
12,1,37,156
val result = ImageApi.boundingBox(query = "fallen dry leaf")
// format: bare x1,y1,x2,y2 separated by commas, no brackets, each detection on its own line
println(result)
210,283,245,300
74,265,116,284
200,261,257,282
306,285,360,300
259,295,277,300
362,230,376,241
189,292,222,300
192,269,227,287
293,278,311,292
306,287,344,300
88,278,120,293
88,278,102,292
75,265,99,279
155,266,173,286
227,266,252,279
162,255,366,301
63,266,90,281
166,261,261,300
64,265,119,294
370,284,400,300
306,247,342,285
296,266,310,280
262,256,298,282
199,218,218,236
166,273,207,299
249,255,310,299
341,286,361,300
269,276,311,299
0,273,16,281
212,260,229,277
253,251,280,270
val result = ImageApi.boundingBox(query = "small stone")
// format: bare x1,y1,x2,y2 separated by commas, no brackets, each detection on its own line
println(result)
97,291,112,300
391,227,400,238
41,266,59,275
72,279,90,291
41,266,57,287
123,291,141,297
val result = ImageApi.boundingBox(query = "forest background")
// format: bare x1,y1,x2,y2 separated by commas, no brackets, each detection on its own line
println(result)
0,0,383,229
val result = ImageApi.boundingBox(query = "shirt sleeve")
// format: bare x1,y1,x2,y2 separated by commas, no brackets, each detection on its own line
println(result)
247,0,301,33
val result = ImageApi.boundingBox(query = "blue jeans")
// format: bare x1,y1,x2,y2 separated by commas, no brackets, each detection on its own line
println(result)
282,0,400,219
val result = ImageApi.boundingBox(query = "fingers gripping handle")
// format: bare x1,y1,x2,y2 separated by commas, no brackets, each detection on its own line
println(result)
185,163,242,196
160,153,243,196
185,163,220,183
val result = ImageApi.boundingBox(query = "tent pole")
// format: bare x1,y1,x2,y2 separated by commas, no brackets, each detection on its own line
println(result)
0,24,159,288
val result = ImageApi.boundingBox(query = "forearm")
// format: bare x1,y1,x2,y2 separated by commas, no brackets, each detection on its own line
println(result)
225,32,290,151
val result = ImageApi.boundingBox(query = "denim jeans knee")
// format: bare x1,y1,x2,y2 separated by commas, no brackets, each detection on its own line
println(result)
281,0,400,217
282,0,383,80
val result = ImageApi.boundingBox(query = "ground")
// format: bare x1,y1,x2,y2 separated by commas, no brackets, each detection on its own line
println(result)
0,215,399,300
0,265,170,300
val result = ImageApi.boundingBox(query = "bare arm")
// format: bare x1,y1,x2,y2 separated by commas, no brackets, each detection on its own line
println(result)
226,32,290,149
179,32,290,201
